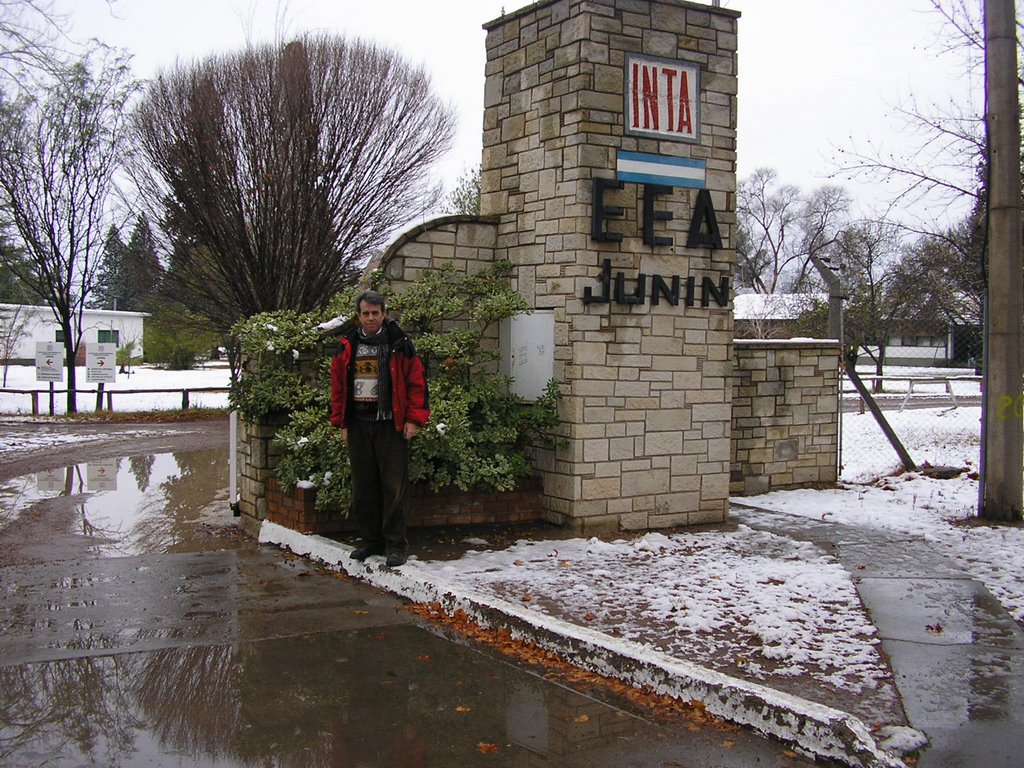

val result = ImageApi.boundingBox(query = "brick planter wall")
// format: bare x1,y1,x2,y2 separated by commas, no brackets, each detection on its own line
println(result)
264,475,546,536
265,477,356,535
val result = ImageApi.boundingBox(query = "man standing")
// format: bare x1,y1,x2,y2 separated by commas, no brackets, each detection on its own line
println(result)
330,290,430,567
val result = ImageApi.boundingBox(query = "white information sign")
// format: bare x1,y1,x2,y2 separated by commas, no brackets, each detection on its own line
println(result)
36,468,68,492
87,460,118,492
35,342,64,382
86,343,117,384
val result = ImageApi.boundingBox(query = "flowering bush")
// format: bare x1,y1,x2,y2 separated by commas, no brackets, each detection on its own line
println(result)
230,263,562,511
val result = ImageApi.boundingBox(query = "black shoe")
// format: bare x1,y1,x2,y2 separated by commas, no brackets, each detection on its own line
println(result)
385,551,407,568
350,544,384,561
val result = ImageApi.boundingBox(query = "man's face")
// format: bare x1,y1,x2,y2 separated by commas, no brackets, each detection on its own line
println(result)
357,300,386,336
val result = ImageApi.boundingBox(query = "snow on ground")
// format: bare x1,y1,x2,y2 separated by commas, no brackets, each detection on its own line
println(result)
841,405,981,482
2,363,1017,706
415,528,891,697
749,471,1024,624
0,426,167,462
0,363,230,414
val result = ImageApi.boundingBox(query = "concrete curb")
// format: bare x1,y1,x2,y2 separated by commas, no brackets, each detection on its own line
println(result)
260,521,906,768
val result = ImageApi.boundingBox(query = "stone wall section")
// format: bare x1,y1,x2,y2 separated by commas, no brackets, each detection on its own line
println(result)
371,216,501,290
480,0,740,532
731,340,840,496
235,2,845,538
237,413,289,538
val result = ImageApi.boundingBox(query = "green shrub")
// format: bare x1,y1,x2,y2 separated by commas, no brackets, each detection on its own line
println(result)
231,264,561,512
273,407,352,513
144,302,219,370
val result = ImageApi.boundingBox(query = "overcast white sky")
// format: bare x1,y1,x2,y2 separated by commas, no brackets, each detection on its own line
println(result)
56,0,979,223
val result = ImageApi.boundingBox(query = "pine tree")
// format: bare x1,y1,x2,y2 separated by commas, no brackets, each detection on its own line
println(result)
123,214,163,308
91,225,128,310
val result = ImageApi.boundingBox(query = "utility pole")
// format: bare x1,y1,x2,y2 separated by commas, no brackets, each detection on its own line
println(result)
980,0,1023,521
809,254,843,343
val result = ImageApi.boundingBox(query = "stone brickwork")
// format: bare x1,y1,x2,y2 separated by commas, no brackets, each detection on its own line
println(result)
731,340,841,496
371,216,500,290
477,0,740,532
237,2,843,538
237,413,290,538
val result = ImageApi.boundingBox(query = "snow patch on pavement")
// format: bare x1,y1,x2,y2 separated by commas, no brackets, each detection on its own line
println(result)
260,521,908,768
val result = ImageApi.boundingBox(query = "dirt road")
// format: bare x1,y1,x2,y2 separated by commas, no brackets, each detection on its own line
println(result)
0,418,234,567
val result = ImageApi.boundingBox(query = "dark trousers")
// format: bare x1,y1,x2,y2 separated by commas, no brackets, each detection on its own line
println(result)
347,418,409,554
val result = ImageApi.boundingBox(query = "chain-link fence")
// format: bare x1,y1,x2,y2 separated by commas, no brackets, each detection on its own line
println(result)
840,367,983,483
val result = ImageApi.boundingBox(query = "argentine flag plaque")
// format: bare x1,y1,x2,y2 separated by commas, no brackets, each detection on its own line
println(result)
616,150,706,189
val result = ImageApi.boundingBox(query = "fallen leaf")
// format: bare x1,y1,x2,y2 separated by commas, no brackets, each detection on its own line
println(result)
521,594,533,602
513,559,524,566
455,705,472,713
559,560,570,568
723,739,735,749
583,613,596,621
926,623,944,634
783,750,798,758
477,742,499,753
417,655,431,662
574,714,589,723
354,610,369,616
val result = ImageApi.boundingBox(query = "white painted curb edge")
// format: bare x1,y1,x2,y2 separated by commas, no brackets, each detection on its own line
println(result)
259,521,906,768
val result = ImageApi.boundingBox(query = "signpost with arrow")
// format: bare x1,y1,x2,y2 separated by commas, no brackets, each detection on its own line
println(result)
87,343,117,411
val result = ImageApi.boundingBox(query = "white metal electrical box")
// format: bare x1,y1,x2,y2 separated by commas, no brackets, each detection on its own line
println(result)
499,311,554,400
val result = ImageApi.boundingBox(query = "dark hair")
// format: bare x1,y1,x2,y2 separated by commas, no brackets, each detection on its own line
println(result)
355,290,386,314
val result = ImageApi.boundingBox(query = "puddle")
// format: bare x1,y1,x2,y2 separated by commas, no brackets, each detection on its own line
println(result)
0,624,814,768
0,448,237,557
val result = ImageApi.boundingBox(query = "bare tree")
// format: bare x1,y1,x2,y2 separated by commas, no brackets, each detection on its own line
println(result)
129,34,457,337
443,165,482,216
834,221,932,384
0,0,71,85
0,49,135,412
833,0,991,216
736,169,801,293
737,168,850,294
0,303,29,385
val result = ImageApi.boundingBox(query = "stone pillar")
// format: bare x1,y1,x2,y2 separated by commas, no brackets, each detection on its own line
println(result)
236,413,290,538
481,0,739,531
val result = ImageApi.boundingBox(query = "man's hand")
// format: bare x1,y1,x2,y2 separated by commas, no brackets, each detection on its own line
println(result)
403,423,419,441
340,427,348,445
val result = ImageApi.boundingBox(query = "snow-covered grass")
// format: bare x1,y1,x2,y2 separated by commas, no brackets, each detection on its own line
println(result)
412,440,1018,710
0,363,230,414
841,405,980,482
416,528,891,697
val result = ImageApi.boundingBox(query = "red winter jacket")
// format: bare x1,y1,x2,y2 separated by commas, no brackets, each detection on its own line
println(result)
329,319,430,433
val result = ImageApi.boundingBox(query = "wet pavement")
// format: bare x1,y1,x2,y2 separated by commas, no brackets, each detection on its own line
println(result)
0,440,827,768
737,506,1024,768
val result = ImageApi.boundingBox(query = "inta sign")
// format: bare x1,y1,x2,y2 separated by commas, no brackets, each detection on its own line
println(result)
625,55,700,142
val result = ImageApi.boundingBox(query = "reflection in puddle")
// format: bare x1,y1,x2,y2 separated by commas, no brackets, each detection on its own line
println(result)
0,449,231,557
0,626,722,768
